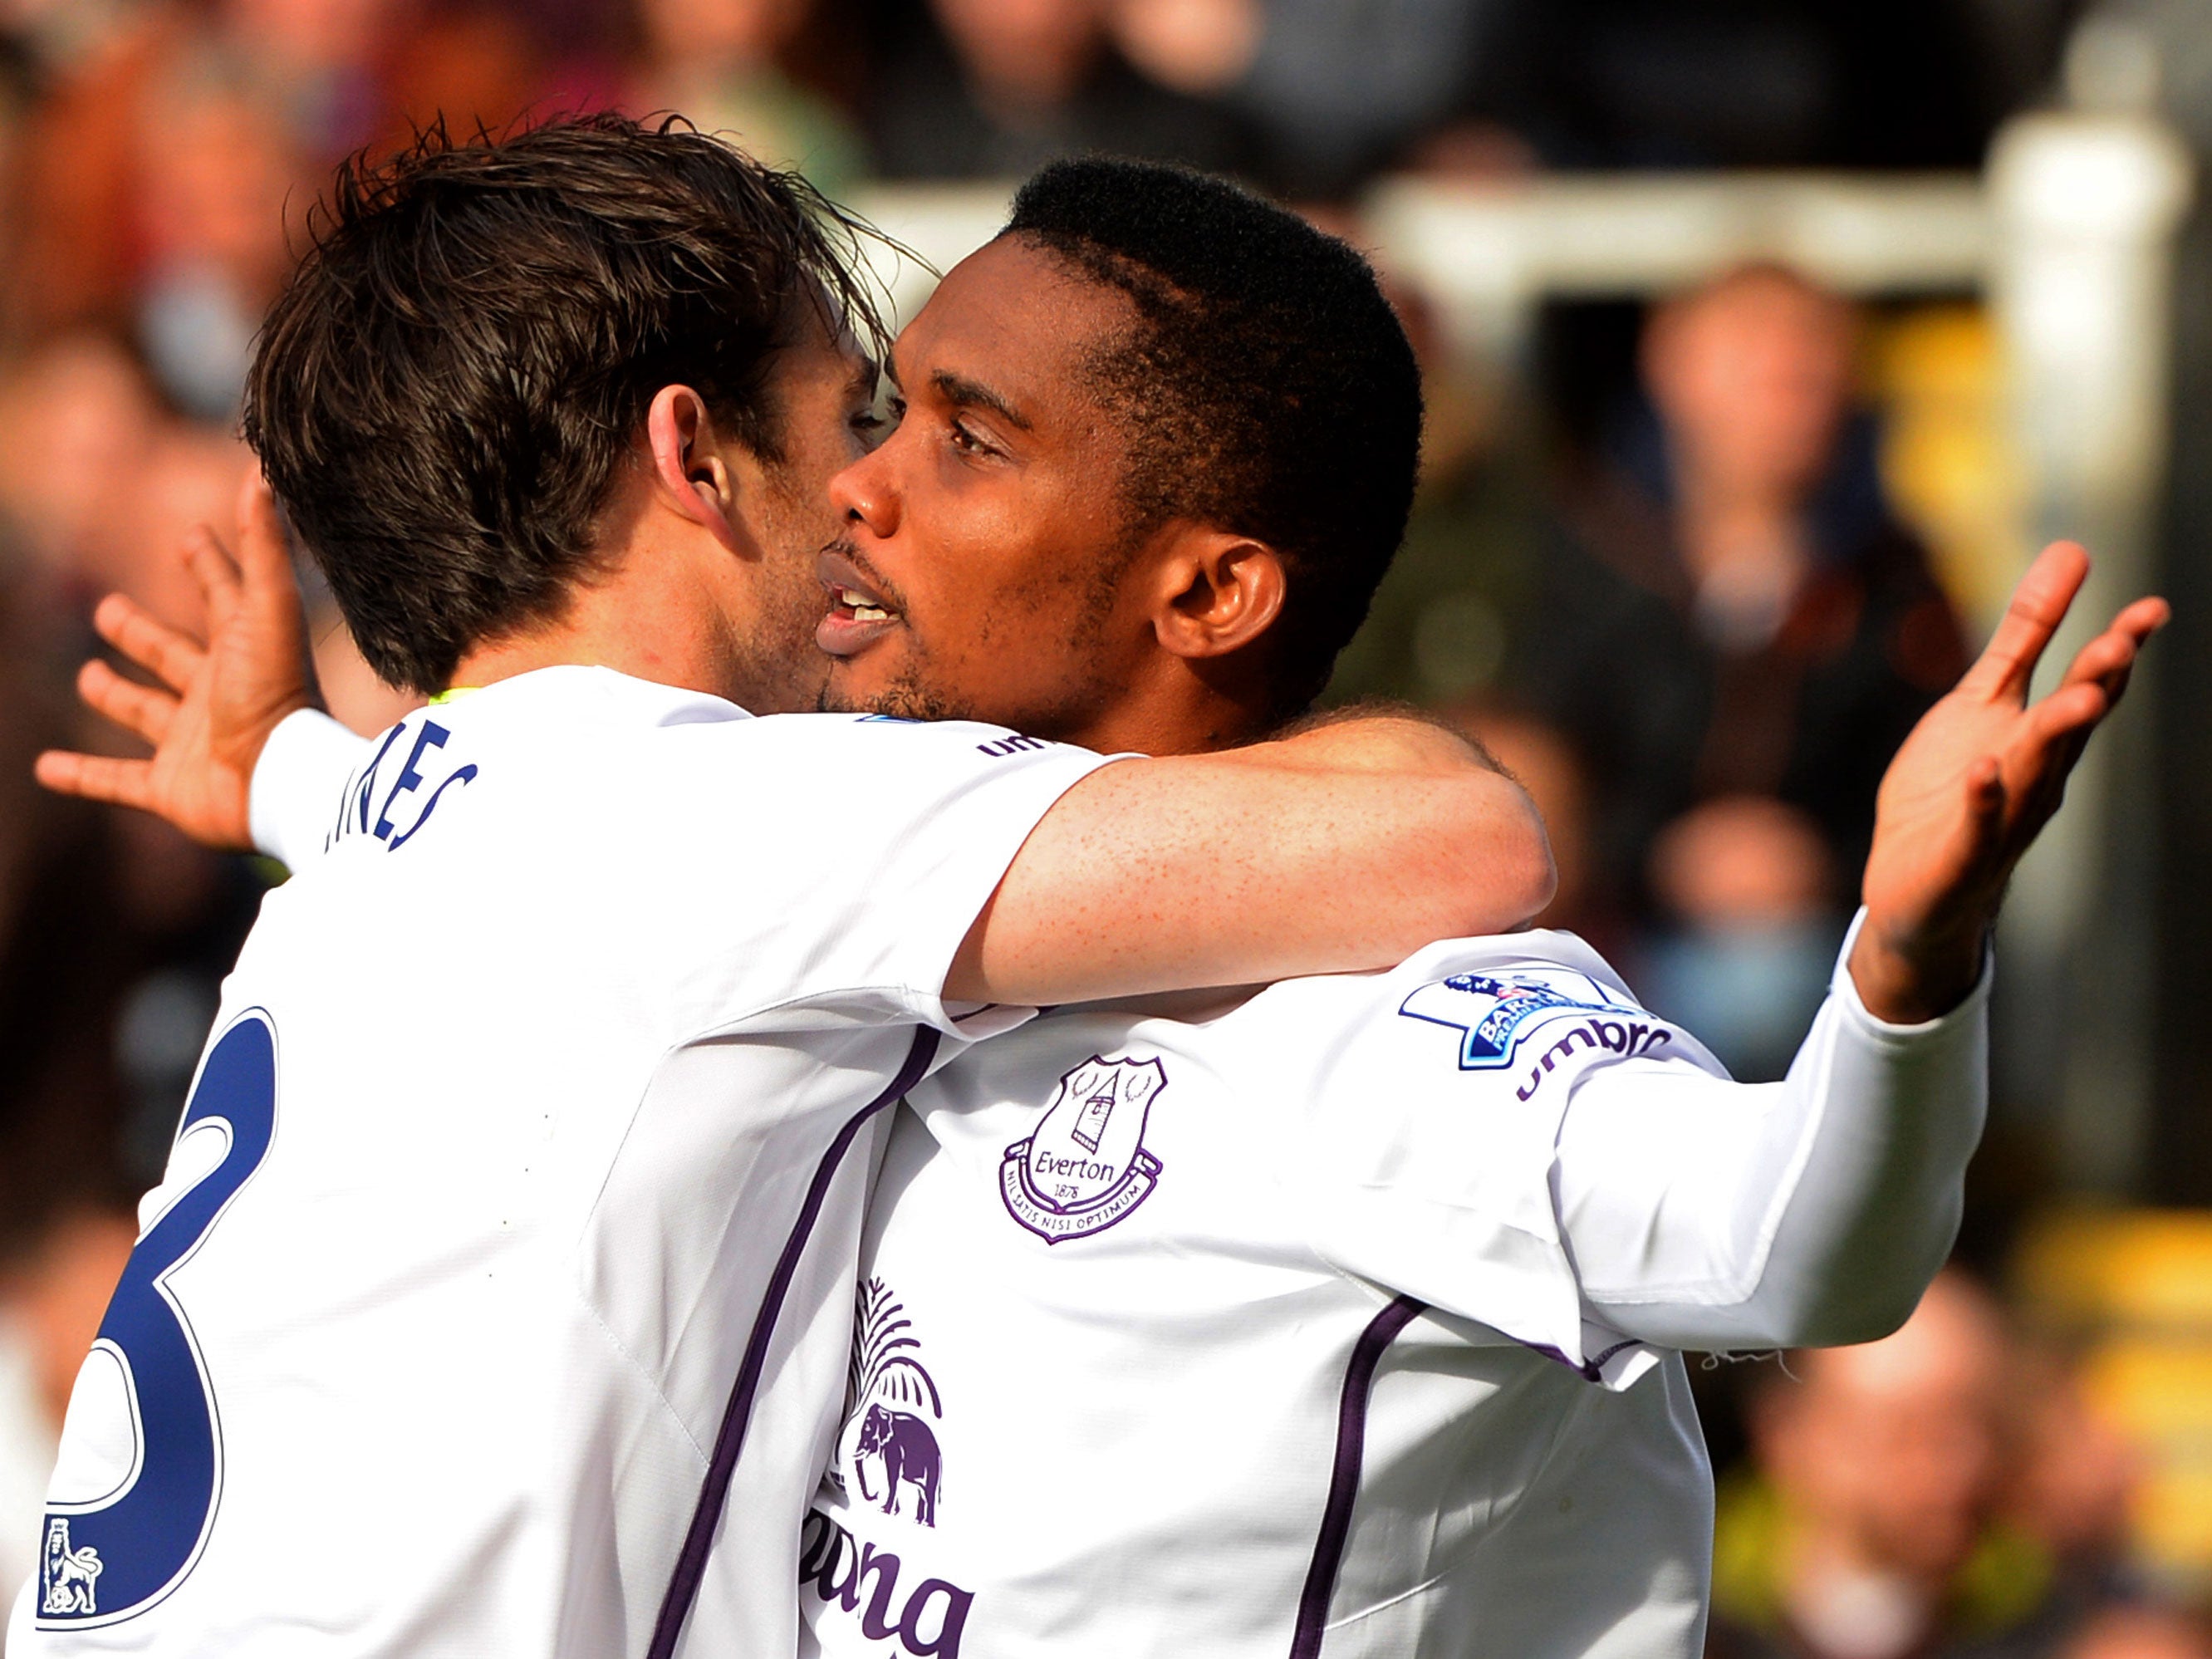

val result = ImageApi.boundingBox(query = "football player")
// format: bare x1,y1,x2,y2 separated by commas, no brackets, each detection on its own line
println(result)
51,152,2162,1659
781,160,2163,1659
13,125,1551,1657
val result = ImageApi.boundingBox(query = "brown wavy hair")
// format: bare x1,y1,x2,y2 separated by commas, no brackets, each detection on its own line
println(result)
245,112,887,694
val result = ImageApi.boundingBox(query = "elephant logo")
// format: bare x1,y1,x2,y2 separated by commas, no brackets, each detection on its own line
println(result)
851,1404,942,1526
836,1279,945,1529
41,1519,103,1616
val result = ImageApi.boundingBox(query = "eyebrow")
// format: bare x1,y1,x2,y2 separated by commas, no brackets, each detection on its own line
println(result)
929,369,1033,432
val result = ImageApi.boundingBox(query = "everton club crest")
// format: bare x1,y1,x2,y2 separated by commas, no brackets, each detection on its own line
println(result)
1001,1056,1167,1243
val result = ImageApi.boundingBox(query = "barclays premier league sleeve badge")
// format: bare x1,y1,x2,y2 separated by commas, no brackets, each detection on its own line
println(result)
1000,1056,1167,1244
1399,971,1670,1099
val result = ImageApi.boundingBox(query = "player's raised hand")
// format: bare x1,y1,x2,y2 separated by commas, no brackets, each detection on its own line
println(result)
34,468,317,851
1849,540,2168,1023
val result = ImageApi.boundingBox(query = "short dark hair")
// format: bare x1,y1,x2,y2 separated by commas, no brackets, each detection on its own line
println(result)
244,113,885,694
1003,158,1422,718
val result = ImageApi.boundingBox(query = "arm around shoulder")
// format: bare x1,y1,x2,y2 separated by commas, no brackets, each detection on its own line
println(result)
947,715,1556,1006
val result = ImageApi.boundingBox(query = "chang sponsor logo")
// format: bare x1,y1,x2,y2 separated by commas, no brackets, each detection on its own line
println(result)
802,1509,974,1657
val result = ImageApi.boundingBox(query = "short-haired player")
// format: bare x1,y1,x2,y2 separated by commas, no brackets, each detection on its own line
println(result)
17,123,1552,1658
51,145,2161,1659
772,159,2161,1658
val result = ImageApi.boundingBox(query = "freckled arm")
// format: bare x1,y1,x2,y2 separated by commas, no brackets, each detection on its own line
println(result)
946,714,1555,1005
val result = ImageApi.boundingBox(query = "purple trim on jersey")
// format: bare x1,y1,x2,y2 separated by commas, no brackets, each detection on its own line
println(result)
1290,1294,1426,1659
648,1027,942,1659
1518,1334,1642,1384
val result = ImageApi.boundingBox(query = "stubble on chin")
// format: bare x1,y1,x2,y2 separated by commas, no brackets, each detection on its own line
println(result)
737,584,834,715
817,656,959,723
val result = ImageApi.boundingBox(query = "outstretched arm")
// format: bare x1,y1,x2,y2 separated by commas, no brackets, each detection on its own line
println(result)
1562,543,2165,1350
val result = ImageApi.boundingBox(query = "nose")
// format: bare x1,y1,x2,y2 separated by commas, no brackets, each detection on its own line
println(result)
829,440,899,540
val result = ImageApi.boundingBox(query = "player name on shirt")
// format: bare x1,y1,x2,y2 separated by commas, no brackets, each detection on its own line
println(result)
13,671,1111,1658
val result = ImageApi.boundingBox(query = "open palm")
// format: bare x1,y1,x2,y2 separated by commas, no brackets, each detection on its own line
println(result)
1852,541,2167,1021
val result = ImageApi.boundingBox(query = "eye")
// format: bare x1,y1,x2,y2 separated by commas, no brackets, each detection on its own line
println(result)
848,395,903,448
949,417,998,458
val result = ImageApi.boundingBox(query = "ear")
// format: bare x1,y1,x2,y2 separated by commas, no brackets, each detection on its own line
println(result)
646,385,743,551
1150,528,1287,660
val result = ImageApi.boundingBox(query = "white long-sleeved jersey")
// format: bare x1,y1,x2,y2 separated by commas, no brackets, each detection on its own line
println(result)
796,924,1986,1659
8,681,1109,1658
136,700,1989,1659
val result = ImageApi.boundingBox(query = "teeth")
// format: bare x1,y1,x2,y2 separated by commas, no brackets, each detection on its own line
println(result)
835,586,890,621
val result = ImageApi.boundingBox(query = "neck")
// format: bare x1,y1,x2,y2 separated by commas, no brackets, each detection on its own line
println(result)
1050,650,1274,758
449,604,735,701
449,504,753,705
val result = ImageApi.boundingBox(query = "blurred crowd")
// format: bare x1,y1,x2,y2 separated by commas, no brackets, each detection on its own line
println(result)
1699,1269,2209,1659
0,0,2194,1653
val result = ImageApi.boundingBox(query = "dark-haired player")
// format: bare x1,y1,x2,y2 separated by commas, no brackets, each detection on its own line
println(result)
53,149,2161,1658
763,161,2157,1659
15,122,1552,1658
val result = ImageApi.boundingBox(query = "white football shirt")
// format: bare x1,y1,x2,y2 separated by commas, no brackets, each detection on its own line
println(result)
796,926,1985,1658
8,669,1110,1659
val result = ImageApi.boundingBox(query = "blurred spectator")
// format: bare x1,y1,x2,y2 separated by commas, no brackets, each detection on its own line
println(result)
1323,271,1537,713
0,413,266,1259
0,333,163,603
0,0,150,88
14,0,545,347
217,0,408,156
0,333,263,632
626,0,868,194
130,47,305,418
1503,263,1967,948
1109,0,1488,197
0,1204,135,1633
1709,1270,2060,1659
2004,1343,2151,1624
2061,1607,2212,1659
1641,793,1839,1081
862,0,1258,182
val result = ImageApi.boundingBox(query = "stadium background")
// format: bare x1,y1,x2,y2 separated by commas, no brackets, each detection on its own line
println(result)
0,2,2207,1654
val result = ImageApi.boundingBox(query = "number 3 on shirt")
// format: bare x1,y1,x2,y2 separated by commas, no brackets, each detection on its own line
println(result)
37,1009,278,1628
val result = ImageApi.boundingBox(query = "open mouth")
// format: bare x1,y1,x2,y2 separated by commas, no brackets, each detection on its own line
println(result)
830,586,893,625
817,546,904,657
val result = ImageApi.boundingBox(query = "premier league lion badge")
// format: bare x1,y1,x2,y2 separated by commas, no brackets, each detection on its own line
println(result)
1001,1055,1167,1243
